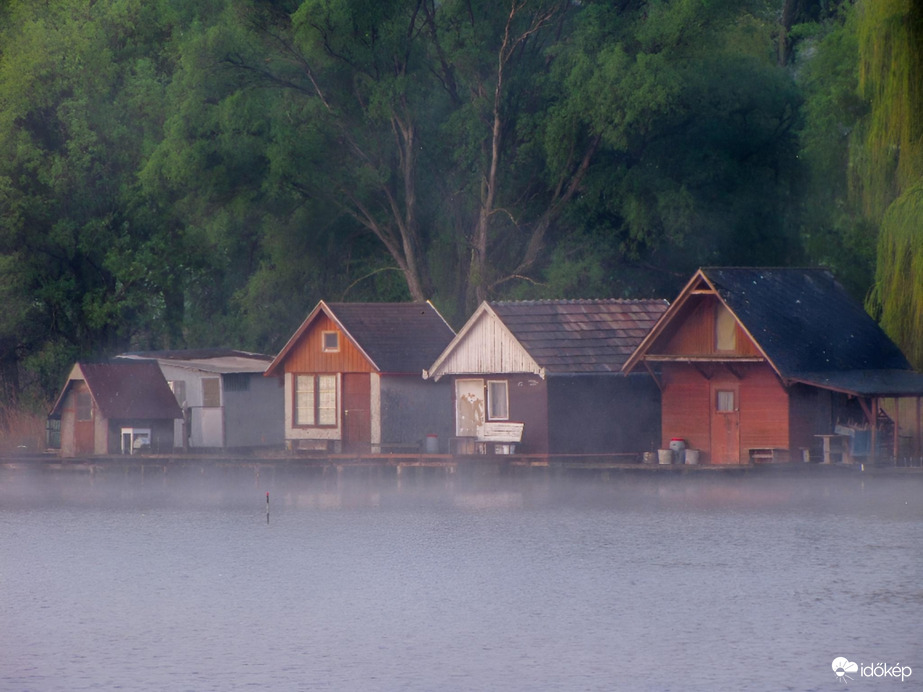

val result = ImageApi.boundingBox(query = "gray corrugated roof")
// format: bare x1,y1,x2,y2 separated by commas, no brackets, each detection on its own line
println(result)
702,268,911,375
51,361,183,420
120,349,272,362
490,299,669,373
118,350,273,374
325,302,456,373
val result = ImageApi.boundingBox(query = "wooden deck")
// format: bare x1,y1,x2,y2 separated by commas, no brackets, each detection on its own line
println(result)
6,450,918,480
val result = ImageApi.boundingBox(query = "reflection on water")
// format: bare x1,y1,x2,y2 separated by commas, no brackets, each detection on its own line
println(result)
1,468,921,691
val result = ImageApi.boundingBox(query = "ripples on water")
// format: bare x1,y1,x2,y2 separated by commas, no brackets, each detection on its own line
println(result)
1,468,921,691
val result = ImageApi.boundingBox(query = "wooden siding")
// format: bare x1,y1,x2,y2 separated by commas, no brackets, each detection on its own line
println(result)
661,363,789,463
737,366,789,453
223,374,285,448
789,384,834,458
380,378,454,450
547,374,660,454
507,375,549,453
283,313,375,374
661,365,711,456
434,311,541,376
657,296,760,357
448,375,549,452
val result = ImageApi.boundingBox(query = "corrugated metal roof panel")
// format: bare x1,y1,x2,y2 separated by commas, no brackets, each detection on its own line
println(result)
118,350,273,374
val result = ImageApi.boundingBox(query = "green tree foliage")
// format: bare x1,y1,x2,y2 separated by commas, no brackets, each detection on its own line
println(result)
150,0,805,324
2,0,913,402
855,0,923,368
0,0,180,392
794,1,876,299
528,0,804,299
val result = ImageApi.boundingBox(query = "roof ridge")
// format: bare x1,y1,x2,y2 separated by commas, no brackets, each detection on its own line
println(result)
491,298,667,305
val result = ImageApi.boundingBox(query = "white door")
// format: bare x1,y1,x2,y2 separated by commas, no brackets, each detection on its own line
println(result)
455,379,485,437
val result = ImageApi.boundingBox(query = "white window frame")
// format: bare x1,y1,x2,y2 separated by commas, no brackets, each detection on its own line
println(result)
295,374,338,427
322,331,340,353
487,380,509,421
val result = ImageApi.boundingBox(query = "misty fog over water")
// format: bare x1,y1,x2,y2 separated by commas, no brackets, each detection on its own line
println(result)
1,469,920,691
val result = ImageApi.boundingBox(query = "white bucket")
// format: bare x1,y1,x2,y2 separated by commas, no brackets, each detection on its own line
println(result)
658,449,673,465
685,449,700,465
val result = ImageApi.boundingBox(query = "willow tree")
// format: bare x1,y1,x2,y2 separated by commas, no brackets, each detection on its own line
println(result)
857,0,923,368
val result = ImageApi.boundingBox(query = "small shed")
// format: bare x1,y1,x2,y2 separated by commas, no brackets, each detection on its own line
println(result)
49,361,182,457
265,301,456,453
623,268,923,464
424,300,668,456
117,349,283,450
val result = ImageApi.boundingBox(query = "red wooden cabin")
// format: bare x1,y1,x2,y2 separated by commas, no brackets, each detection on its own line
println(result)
623,268,923,464
265,301,455,453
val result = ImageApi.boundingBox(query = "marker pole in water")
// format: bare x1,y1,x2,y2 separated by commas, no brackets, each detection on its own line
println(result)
266,491,270,524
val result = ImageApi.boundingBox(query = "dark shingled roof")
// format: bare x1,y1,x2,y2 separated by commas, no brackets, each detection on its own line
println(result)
51,361,182,420
702,268,911,375
490,299,669,373
325,302,456,373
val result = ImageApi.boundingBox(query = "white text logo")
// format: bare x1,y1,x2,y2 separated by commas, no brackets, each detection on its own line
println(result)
832,657,912,683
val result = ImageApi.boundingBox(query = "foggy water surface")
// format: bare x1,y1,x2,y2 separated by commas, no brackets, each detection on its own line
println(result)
1,470,921,691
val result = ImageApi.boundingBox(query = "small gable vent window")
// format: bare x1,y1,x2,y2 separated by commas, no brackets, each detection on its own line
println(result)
322,331,339,352
715,303,737,352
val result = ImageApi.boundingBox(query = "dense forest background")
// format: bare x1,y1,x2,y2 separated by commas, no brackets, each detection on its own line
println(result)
0,0,921,415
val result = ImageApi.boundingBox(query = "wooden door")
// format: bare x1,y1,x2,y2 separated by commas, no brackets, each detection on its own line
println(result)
710,381,740,464
343,374,371,453
74,390,95,456
455,379,485,437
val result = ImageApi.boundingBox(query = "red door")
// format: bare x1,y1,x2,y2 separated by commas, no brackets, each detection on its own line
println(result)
710,381,740,464
74,389,95,456
342,374,371,454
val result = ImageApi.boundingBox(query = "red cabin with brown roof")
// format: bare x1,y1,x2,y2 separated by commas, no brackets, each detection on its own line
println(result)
265,301,456,453
623,268,923,464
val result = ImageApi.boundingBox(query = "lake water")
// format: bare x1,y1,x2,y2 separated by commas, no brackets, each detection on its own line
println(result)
1,467,921,691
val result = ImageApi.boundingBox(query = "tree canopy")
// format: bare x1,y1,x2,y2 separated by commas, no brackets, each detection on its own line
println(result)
0,0,920,403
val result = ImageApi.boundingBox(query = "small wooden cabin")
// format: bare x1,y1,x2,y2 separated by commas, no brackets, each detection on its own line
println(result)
117,350,284,450
265,301,456,453
424,300,668,456
49,361,183,457
623,268,923,464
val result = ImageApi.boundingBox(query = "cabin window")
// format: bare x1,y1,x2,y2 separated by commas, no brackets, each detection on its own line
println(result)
76,392,92,421
715,303,736,351
223,374,250,392
322,331,339,352
716,390,736,412
202,378,221,407
295,374,338,427
169,380,187,406
487,380,509,420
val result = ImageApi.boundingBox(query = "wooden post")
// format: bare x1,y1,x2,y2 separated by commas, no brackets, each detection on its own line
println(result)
914,396,922,463
893,397,901,464
870,397,878,465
